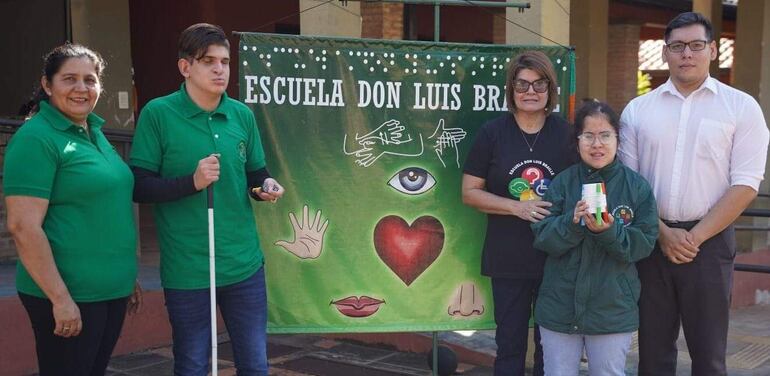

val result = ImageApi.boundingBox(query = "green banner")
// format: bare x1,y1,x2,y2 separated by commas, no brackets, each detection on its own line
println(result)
239,33,575,333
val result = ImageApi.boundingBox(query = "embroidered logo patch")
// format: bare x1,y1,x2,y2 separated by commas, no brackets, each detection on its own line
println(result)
612,205,634,227
237,141,247,162
63,141,77,154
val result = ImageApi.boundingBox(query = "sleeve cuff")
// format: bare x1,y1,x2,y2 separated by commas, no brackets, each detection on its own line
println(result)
731,178,762,192
588,220,621,245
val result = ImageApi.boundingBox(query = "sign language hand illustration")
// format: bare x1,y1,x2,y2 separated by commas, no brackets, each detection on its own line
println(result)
275,205,329,259
429,119,467,168
343,119,424,167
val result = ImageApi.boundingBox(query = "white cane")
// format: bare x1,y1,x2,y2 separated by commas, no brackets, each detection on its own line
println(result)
207,184,218,376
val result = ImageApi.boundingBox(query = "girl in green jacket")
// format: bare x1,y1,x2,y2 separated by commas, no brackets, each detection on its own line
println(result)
531,100,658,375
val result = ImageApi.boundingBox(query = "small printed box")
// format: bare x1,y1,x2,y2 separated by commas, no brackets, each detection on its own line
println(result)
581,183,610,225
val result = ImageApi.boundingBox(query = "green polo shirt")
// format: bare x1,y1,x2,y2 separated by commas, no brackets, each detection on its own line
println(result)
129,84,266,289
3,101,137,302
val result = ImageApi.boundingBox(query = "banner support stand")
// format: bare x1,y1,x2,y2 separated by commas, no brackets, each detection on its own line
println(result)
432,331,438,376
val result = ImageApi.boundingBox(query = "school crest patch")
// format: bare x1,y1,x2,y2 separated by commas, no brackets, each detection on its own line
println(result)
612,205,634,227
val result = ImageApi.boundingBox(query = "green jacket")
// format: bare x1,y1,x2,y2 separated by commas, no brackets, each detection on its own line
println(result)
531,158,658,335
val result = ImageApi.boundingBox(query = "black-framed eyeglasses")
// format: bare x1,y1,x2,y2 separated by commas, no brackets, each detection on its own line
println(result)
666,40,709,53
512,79,549,94
577,131,617,145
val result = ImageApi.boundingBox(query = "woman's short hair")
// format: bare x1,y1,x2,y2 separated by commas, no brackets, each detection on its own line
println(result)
505,50,559,115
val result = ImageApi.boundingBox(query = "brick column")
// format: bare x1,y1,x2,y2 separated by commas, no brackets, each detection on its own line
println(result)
361,2,404,40
606,23,640,114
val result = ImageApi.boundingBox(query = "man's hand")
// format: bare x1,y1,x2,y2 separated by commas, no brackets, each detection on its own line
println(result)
253,178,285,203
659,224,699,264
193,155,220,190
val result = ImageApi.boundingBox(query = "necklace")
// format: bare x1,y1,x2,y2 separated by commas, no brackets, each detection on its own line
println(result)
517,121,544,153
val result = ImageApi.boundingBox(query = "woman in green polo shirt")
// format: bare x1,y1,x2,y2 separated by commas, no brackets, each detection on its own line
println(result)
3,44,141,376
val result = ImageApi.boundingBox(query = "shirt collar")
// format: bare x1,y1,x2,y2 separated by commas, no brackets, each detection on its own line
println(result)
661,75,718,98
177,83,230,119
581,157,621,182
38,100,105,131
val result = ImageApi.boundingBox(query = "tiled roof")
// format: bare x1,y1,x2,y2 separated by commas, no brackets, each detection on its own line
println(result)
639,38,734,71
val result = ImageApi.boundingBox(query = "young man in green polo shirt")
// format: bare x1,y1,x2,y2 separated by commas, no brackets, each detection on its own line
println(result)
129,23,284,376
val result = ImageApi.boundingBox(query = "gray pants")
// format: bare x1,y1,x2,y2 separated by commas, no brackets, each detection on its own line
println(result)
637,223,735,376
540,327,633,376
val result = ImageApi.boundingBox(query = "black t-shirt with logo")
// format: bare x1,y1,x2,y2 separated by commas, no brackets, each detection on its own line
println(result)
464,113,575,278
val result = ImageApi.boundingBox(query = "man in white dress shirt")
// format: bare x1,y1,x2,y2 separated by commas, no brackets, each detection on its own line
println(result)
619,12,769,376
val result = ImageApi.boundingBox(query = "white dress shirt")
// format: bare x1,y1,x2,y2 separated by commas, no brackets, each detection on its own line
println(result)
619,77,769,221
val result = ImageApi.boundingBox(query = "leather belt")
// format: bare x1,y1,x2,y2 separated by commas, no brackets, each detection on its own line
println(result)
662,219,700,230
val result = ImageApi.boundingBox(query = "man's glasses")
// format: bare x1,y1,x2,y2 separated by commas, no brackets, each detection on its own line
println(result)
666,40,709,53
578,131,617,145
512,79,549,93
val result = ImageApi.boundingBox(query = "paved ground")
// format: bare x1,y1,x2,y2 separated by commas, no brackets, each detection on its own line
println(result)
97,304,770,376
5,262,769,375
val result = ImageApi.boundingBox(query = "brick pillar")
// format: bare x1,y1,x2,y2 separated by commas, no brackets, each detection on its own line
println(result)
361,2,403,40
606,23,641,114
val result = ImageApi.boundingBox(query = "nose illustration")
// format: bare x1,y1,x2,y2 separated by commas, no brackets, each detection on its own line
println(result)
447,282,485,317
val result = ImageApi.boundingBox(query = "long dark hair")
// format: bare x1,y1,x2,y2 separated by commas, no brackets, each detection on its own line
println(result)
25,43,105,116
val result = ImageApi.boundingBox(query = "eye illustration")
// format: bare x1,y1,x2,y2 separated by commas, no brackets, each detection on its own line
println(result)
387,167,436,195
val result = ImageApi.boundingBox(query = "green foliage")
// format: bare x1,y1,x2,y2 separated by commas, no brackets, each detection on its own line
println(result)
638,71,652,96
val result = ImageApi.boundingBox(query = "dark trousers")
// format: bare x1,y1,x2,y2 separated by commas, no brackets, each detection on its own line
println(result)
637,225,735,376
19,293,128,376
491,277,544,376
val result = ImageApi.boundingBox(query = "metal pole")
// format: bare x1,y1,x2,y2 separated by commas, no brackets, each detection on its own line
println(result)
432,331,438,376
434,1,440,42
208,185,218,376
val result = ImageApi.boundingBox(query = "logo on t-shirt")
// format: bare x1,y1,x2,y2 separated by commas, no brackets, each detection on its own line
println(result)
612,205,634,227
237,141,247,162
507,160,555,200
63,141,78,154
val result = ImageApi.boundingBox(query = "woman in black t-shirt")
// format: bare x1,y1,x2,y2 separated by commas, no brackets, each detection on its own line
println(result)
462,51,574,376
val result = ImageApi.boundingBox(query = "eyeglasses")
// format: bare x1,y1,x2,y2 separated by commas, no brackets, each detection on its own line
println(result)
666,40,709,53
578,131,617,145
512,79,549,94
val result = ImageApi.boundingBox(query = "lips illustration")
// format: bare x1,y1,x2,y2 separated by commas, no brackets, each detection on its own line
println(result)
373,215,445,286
331,295,385,318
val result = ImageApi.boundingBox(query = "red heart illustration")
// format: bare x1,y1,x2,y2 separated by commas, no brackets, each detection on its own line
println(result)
373,215,444,286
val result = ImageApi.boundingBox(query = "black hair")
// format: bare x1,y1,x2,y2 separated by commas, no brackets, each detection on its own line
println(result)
573,99,620,141
664,12,714,43
178,23,230,60
27,43,105,116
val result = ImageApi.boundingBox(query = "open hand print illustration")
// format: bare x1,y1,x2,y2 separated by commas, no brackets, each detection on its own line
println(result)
275,205,329,259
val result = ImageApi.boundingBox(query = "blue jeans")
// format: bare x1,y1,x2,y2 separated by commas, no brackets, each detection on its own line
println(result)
540,327,632,376
164,266,268,376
